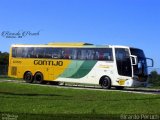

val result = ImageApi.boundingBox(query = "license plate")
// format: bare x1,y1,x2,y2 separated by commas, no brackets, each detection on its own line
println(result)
119,80,125,85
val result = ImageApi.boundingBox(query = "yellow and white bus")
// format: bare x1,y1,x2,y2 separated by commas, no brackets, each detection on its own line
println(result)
8,42,153,89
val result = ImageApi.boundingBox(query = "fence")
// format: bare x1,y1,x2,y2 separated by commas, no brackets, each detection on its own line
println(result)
0,65,8,75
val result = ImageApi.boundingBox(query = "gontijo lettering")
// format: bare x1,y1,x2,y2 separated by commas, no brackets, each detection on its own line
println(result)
34,60,63,66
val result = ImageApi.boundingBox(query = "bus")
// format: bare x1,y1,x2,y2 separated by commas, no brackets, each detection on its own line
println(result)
8,42,154,89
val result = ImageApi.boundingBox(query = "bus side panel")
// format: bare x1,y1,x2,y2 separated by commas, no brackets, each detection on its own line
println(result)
56,61,115,85
48,60,71,81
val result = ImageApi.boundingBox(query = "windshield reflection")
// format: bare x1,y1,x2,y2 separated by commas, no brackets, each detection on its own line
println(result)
130,48,148,81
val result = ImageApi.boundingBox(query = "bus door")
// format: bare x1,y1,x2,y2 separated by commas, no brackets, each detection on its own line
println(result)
115,48,132,77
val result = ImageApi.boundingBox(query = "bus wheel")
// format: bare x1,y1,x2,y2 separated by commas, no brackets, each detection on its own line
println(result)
34,72,44,84
24,72,33,83
100,76,111,89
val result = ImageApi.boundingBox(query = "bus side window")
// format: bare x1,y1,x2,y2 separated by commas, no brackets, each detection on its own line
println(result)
95,51,99,60
77,49,81,59
27,48,34,58
81,49,87,60
30,48,36,58
87,49,94,60
45,48,53,58
104,53,110,60
16,47,24,58
103,50,113,61
94,48,113,61
52,48,62,59
12,47,17,57
71,49,77,60
63,48,71,59
99,52,104,60
22,48,28,58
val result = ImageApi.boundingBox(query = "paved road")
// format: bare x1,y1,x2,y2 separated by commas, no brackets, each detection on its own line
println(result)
0,79,160,95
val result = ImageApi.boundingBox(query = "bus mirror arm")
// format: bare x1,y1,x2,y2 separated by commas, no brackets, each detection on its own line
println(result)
130,55,138,66
146,58,154,67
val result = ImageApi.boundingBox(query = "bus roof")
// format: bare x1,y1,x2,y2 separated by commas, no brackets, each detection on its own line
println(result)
11,42,135,49
48,42,93,46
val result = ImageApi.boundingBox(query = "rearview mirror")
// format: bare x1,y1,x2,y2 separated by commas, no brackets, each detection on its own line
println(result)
146,58,154,67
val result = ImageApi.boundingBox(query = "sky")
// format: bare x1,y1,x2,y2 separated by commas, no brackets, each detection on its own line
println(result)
0,0,160,72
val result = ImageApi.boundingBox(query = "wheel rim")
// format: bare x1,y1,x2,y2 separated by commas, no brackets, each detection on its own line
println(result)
26,74,31,80
103,79,108,87
34,73,43,84
101,77,111,89
24,72,33,83
36,75,42,81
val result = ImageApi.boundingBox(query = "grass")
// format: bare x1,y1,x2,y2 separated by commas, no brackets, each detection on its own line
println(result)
147,85,160,89
0,76,22,80
0,81,160,119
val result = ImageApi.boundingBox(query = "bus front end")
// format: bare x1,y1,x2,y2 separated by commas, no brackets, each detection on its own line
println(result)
130,48,154,87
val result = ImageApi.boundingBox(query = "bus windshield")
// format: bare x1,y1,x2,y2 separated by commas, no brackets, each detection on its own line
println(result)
130,48,148,80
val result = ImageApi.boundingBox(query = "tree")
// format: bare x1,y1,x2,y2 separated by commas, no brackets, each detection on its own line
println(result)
0,51,9,65
0,51,9,75
148,71,160,86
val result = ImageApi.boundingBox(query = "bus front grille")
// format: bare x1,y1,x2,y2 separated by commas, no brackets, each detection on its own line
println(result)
11,67,17,76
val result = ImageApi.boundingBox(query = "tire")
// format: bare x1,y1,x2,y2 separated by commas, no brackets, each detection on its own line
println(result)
101,77,111,89
34,72,44,84
115,86,124,90
24,72,33,83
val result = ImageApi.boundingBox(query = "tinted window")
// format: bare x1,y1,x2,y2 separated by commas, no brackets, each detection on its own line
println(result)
130,48,148,77
115,48,132,77
12,47,16,57
12,47,113,61
130,48,145,58
52,48,62,59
